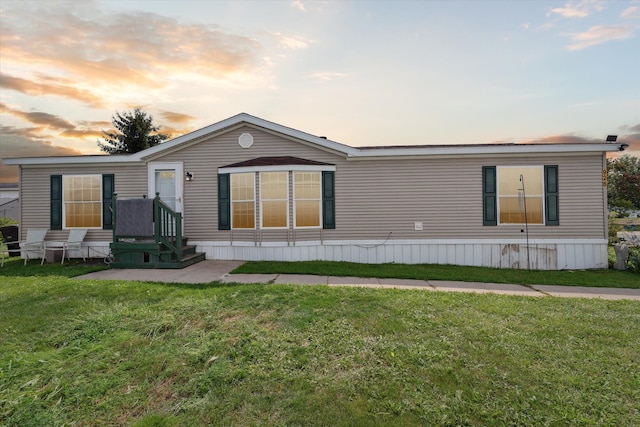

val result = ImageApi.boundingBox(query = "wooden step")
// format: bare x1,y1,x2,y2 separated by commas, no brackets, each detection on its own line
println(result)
110,238,206,269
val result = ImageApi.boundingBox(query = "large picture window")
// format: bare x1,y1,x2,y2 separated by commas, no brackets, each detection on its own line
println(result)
63,175,102,228
261,172,288,228
498,167,543,224
294,172,321,227
231,173,255,229
218,163,334,231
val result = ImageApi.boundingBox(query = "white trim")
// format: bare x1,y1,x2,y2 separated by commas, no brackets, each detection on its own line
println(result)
219,164,336,174
350,143,625,159
148,162,184,213
3,155,139,165
190,238,608,246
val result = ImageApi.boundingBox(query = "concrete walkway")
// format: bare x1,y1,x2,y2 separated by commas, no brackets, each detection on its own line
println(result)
76,260,640,301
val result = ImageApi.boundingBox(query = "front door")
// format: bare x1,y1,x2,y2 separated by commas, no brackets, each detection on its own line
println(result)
148,162,183,213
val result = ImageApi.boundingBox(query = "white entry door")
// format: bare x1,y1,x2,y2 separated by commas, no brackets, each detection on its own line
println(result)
148,162,184,213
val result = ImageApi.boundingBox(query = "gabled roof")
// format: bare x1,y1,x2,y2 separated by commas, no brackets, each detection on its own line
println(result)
3,112,628,166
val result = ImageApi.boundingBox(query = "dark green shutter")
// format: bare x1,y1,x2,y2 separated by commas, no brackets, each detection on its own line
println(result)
482,166,497,226
218,173,231,230
322,171,335,229
51,175,62,230
102,174,114,229
544,165,559,226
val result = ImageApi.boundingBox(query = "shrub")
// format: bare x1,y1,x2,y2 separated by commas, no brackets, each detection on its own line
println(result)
0,217,18,227
608,219,623,244
627,247,640,273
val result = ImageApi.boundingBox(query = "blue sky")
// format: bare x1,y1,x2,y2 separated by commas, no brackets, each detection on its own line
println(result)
1,0,639,181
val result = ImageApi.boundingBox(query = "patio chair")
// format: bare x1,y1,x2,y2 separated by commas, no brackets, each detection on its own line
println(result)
1,228,48,267
43,229,88,265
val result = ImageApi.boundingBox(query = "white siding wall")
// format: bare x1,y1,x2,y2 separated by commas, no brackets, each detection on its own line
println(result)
191,239,608,270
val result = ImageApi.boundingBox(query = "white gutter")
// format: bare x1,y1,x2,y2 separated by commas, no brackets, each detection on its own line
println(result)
3,155,139,165
349,143,627,158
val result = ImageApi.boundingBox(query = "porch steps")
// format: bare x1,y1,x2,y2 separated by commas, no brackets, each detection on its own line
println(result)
110,238,206,269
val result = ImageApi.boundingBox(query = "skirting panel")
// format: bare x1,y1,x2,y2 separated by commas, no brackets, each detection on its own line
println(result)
191,240,609,270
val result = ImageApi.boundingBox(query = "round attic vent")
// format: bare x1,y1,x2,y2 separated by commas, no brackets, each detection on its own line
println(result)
239,132,254,148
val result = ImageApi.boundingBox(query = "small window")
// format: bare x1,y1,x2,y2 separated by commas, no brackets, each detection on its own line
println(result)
231,173,255,229
261,172,288,228
63,175,102,228
294,172,321,227
498,167,543,224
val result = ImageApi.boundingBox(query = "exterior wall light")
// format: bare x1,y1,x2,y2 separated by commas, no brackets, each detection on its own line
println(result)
185,172,194,181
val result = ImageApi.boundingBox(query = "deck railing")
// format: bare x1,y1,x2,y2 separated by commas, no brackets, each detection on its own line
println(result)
111,193,183,261
154,193,183,260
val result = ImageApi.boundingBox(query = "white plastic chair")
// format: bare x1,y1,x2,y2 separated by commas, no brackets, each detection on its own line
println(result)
1,228,47,266
43,229,88,265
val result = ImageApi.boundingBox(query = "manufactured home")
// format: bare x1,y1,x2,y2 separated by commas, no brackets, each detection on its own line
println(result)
3,113,628,269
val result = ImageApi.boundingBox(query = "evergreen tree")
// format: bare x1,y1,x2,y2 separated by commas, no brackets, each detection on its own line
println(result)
98,108,169,154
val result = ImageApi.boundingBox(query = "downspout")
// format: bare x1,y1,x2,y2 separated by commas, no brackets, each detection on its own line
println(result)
602,153,608,241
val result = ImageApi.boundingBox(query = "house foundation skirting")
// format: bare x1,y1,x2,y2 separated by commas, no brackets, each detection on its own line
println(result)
189,239,609,271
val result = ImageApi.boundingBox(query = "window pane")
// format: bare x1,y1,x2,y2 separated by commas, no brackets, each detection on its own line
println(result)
498,167,543,224
296,200,320,227
498,167,542,196
262,201,287,227
499,196,543,224
261,172,288,199
232,173,255,201
232,201,255,229
294,172,321,199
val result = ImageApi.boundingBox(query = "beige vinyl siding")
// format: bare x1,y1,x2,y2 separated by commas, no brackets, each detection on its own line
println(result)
153,126,606,243
18,164,146,241
155,126,344,240
335,154,605,241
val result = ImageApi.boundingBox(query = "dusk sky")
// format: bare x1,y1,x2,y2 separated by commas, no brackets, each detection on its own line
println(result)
1,0,639,182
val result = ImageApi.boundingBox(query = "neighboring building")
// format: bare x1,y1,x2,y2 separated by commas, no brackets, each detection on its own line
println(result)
3,113,629,269
0,182,19,221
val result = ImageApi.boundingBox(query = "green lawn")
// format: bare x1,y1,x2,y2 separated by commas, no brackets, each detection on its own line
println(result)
233,260,640,289
1,272,639,426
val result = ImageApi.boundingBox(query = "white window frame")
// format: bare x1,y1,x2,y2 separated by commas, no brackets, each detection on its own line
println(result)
497,166,545,225
293,171,322,229
260,171,290,229
62,174,103,229
231,172,256,230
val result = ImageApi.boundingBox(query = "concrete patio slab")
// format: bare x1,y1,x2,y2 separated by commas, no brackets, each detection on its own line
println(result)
76,260,244,284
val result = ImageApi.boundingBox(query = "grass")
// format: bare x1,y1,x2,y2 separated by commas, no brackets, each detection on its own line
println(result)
233,260,640,289
0,256,107,278
1,272,639,426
